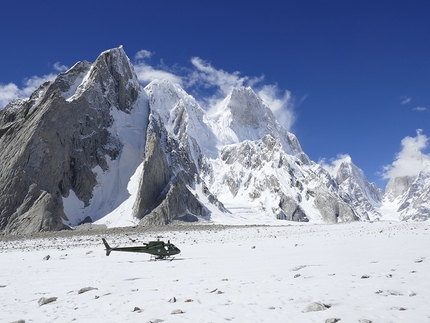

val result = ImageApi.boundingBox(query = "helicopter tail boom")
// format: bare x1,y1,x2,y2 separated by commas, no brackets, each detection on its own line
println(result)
102,238,112,256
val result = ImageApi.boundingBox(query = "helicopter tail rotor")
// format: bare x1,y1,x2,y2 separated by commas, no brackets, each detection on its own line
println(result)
102,238,112,256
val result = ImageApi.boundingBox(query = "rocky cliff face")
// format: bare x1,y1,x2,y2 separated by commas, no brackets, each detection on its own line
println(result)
2,46,429,234
0,47,143,233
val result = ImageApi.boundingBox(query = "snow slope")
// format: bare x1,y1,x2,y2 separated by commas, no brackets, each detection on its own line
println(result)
1,221,429,322
63,92,149,227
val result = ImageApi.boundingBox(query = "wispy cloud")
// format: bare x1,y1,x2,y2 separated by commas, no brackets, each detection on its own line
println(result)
382,129,430,180
185,57,295,131
400,96,412,105
0,72,58,109
131,50,298,131
0,83,20,109
135,49,152,60
413,106,427,112
187,57,263,96
53,62,68,72
257,85,295,132
319,153,351,177
134,64,183,85
133,49,183,86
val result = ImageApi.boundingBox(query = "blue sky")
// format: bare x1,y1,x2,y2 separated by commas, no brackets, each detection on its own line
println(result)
1,0,429,189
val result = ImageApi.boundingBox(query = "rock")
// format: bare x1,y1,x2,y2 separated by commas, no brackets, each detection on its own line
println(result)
146,319,164,323
185,299,193,302
302,301,330,313
171,309,184,314
168,297,176,303
325,319,341,323
10,320,25,323
133,306,142,312
0,47,140,234
43,255,50,261
294,274,301,278
38,296,57,306
78,286,98,294
361,274,370,279
414,258,423,263
358,320,372,323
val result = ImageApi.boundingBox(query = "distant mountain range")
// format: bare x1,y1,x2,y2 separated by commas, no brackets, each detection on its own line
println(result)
0,47,428,234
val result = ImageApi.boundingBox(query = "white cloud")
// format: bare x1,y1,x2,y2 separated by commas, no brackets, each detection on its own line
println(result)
0,73,57,109
382,129,430,180
400,96,411,105
319,154,351,177
0,83,20,109
135,49,152,60
133,49,182,86
257,85,295,132
413,106,427,112
188,57,260,95
53,62,68,72
134,63,183,86
186,57,295,131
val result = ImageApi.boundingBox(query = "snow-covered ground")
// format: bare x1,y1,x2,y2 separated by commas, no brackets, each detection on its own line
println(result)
1,221,429,322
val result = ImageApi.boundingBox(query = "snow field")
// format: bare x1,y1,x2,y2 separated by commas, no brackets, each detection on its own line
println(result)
0,221,429,322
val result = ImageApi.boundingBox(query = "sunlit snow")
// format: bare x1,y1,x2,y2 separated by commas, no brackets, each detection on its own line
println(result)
1,221,429,322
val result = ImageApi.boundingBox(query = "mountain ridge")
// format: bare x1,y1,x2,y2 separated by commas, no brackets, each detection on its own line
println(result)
0,46,428,234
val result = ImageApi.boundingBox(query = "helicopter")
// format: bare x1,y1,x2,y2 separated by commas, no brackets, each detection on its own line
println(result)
102,237,181,260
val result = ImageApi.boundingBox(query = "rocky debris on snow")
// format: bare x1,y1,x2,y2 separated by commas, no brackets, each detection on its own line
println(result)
185,298,193,302
358,320,372,323
133,306,143,313
302,301,330,313
168,297,177,303
171,309,184,314
414,258,424,263
361,274,370,279
43,255,50,260
10,320,25,323
325,318,341,323
78,286,98,294
375,289,412,297
146,319,164,323
38,296,57,306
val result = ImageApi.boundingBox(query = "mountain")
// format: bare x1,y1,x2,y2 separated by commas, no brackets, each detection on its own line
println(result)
0,46,429,234
325,155,383,221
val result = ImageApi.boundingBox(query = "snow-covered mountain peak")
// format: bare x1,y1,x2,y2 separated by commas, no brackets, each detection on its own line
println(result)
144,78,218,157
4,46,430,235
385,176,416,202
208,86,282,146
